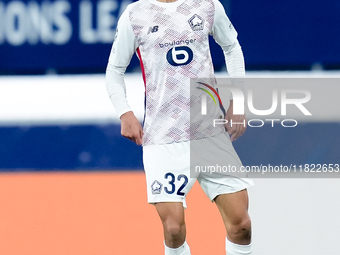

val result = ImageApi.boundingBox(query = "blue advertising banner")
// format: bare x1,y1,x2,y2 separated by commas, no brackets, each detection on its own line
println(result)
1,123,339,171
0,0,340,73
230,0,340,69
0,0,134,73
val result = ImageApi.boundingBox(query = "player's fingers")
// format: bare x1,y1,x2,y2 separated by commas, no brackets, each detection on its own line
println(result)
230,128,240,141
124,133,136,142
135,137,142,145
226,123,230,133
226,124,234,134
226,119,233,134
237,116,247,136
240,125,246,136
139,127,144,139
238,121,244,135
136,127,143,145
238,122,245,135
121,132,130,139
228,123,236,135
121,130,138,144
231,123,243,141
225,118,230,132
228,115,247,141
230,131,238,141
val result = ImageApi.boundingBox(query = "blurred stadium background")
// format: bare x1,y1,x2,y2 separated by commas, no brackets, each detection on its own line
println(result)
0,0,340,254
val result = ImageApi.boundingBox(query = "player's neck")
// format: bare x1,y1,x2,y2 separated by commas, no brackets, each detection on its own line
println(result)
156,0,178,2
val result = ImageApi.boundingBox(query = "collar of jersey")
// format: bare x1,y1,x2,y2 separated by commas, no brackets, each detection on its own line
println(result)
149,0,186,8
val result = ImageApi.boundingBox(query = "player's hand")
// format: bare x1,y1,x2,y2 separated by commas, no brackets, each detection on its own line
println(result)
225,100,247,142
120,111,144,145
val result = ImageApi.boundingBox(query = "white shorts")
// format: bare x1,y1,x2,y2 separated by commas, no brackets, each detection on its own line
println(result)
143,132,254,208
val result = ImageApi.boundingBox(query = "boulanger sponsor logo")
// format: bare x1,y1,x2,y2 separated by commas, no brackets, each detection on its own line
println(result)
196,80,312,128
151,180,163,195
159,38,197,48
166,46,193,66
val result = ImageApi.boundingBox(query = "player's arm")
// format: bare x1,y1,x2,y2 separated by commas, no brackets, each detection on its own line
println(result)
106,7,143,145
211,0,246,142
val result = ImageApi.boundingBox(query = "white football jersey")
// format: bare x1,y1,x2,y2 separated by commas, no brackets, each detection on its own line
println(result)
107,0,242,145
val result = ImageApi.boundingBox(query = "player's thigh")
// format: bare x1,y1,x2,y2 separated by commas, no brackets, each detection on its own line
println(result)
155,202,185,226
214,189,250,227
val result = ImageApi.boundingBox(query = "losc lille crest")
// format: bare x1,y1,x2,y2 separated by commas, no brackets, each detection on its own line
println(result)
188,14,205,31
151,180,163,194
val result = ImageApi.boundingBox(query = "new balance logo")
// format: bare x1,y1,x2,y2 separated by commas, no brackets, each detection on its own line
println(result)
147,26,159,34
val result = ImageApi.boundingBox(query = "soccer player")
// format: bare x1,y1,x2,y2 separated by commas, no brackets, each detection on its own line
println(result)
106,0,254,254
